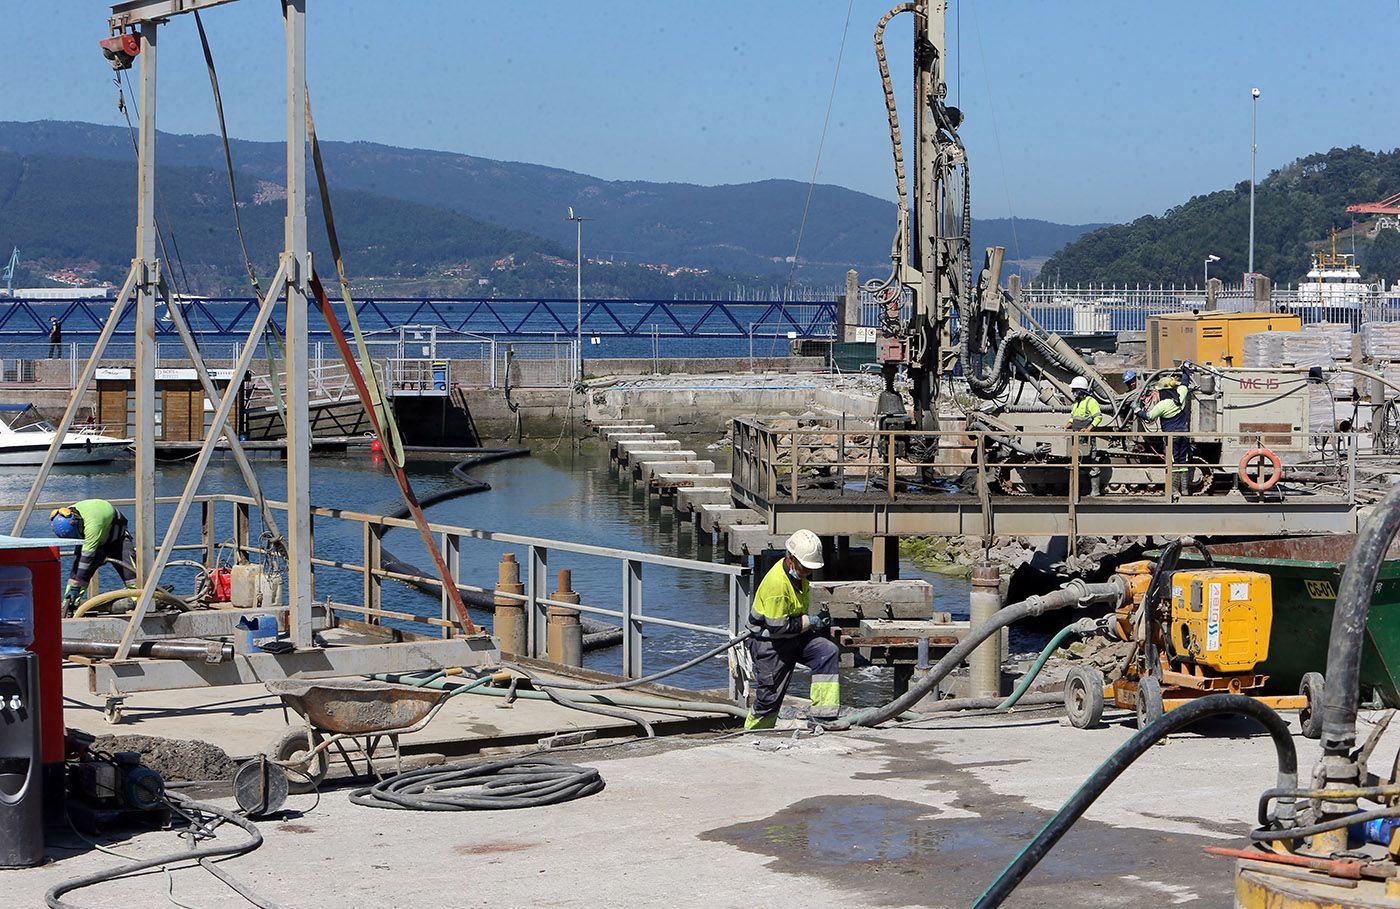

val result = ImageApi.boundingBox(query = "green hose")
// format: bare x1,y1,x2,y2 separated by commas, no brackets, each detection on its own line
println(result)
373,672,748,719
997,619,1092,711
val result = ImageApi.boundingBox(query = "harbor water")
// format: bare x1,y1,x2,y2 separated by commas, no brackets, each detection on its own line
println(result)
2,443,974,701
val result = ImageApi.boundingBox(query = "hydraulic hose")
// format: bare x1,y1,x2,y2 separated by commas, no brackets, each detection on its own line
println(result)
375,672,748,720
46,793,266,909
997,618,1097,711
974,694,1298,909
837,577,1126,729
350,755,604,811
72,587,191,617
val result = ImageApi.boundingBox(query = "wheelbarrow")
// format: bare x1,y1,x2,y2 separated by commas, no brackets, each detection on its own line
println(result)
264,678,454,792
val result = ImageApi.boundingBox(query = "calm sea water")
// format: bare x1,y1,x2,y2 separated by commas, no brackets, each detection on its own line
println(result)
3,444,974,701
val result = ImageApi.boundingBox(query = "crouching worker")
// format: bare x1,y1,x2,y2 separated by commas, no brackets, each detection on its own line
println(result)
50,499,136,615
744,529,841,729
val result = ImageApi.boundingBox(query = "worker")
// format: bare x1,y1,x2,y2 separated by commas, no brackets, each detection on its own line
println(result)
50,499,136,614
1140,374,1193,496
1123,369,1140,393
1065,375,1105,496
47,317,62,359
744,529,840,729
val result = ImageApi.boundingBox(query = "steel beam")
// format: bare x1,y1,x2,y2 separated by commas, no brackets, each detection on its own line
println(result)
90,636,500,695
284,0,313,649
62,605,328,643
109,0,240,30
133,21,159,581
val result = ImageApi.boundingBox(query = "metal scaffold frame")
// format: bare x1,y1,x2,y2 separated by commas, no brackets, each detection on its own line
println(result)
16,0,498,692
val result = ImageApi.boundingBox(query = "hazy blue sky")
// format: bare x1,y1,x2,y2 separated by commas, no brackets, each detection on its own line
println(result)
9,1,1400,225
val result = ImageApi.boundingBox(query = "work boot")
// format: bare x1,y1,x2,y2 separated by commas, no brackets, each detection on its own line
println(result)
1089,467,1102,497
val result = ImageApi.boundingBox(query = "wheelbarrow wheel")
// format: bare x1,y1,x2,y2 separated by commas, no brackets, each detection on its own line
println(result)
271,726,327,794
1299,672,1325,740
1063,666,1105,729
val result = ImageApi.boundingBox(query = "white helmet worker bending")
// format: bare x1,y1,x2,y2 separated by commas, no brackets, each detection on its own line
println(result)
744,528,840,730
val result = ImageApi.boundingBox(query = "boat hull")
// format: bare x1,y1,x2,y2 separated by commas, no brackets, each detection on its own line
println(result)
0,440,129,466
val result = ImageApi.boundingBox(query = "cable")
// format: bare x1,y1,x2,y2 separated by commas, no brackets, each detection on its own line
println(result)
349,755,604,811
973,694,1298,909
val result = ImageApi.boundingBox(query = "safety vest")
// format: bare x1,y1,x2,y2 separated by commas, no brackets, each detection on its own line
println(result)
747,559,810,638
1149,385,1190,433
1070,395,1102,431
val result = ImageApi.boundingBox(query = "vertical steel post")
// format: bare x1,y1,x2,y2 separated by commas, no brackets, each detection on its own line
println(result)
440,532,460,639
622,558,643,678
133,21,159,582
727,570,752,702
527,544,547,657
284,0,313,648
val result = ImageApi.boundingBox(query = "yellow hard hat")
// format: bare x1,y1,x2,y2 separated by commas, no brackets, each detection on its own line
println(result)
1157,375,1178,390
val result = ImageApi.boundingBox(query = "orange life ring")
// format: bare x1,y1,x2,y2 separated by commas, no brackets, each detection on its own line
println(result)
1238,447,1282,492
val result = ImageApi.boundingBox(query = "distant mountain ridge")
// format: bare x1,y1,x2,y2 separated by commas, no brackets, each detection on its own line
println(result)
0,120,1103,293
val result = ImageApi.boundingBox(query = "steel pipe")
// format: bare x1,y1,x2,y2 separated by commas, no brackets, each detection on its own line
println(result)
63,639,233,663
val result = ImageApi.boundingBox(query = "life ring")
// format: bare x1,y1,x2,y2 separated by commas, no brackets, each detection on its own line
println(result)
1238,447,1282,492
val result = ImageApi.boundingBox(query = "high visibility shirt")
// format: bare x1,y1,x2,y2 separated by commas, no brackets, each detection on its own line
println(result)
67,499,119,586
1070,395,1103,430
1146,385,1190,431
747,559,810,639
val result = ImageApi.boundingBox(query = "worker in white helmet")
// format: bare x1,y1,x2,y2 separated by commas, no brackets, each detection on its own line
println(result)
743,529,840,729
1064,375,1105,496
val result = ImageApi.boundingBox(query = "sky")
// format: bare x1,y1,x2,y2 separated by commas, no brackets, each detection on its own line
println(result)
7,1,1400,226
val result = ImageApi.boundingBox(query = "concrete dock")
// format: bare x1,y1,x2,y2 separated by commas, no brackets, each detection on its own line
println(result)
10,701,1360,907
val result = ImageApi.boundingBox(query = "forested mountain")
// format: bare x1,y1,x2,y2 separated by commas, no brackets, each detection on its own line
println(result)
0,120,1100,293
1041,146,1400,286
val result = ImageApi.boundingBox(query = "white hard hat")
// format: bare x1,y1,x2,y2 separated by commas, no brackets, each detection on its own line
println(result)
785,529,825,570
1069,376,1090,392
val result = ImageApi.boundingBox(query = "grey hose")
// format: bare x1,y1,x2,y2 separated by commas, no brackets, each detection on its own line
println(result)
350,755,604,811
836,577,1126,729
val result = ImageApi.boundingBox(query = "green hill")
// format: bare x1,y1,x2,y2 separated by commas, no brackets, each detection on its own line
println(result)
1041,145,1400,286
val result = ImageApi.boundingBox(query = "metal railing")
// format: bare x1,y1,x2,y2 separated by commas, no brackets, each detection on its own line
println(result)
731,417,1359,536
6,493,753,700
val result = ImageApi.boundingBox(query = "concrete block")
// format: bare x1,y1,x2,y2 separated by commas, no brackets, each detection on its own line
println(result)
636,459,713,483
725,524,785,557
604,432,667,444
699,505,763,534
652,473,731,489
811,581,933,622
616,439,682,457
675,487,732,513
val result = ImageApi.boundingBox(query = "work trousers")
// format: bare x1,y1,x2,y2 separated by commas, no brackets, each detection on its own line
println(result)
72,516,136,589
744,630,841,729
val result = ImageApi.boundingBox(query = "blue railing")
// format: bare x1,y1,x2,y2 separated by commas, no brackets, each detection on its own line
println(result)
0,297,839,340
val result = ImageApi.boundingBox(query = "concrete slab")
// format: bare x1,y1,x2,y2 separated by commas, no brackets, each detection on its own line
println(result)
725,524,786,557
810,580,934,621
652,472,731,489
16,702,1356,907
675,486,733,513
603,432,667,444
616,439,683,458
637,459,714,483
698,505,763,535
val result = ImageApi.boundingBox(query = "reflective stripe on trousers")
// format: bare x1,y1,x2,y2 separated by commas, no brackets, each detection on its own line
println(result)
743,631,841,728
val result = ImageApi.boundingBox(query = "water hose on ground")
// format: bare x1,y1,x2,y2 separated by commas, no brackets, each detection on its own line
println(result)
46,792,268,909
349,755,604,811
836,577,1127,729
376,447,624,651
997,618,1099,711
376,671,748,719
973,694,1299,909
72,587,192,618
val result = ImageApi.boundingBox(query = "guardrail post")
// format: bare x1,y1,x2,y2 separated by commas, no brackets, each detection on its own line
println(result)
307,511,316,602
201,500,217,569
527,544,548,657
233,501,250,563
1068,433,1079,552
362,522,383,624
622,558,643,679
886,433,897,502
790,431,799,503
440,532,460,639
727,570,752,702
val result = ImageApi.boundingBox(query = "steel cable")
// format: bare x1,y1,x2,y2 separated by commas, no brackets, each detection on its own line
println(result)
349,755,604,811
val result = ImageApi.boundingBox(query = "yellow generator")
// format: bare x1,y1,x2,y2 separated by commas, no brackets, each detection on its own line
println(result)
1146,311,1301,368
1061,558,1318,732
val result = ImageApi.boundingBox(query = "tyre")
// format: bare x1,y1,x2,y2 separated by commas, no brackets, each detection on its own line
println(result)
1136,675,1164,729
270,726,327,794
1064,666,1106,729
1299,672,1325,740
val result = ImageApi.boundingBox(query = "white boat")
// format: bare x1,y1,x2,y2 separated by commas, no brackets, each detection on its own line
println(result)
0,404,130,465
1294,231,1370,308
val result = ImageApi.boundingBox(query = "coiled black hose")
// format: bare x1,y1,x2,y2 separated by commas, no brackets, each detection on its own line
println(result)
974,694,1298,909
349,755,604,811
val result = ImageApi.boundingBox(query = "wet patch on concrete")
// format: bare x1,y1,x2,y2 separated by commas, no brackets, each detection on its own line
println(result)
701,743,1234,908
454,841,540,856
278,823,315,834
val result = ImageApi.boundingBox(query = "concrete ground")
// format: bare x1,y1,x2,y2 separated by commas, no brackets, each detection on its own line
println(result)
12,701,1379,908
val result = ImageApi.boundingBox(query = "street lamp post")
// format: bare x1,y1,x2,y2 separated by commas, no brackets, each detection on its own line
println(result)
1249,87,1261,275
567,207,586,379
1205,254,1221,288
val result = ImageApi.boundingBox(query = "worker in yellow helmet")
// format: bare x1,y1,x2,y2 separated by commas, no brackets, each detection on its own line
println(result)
743,529,840,729
1139,373,1193,496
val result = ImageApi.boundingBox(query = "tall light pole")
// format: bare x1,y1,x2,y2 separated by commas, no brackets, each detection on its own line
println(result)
567,207,587,379
1205,254,1221,288
1249,87,1261,275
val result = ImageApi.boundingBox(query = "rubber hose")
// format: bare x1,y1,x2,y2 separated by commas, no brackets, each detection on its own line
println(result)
46,793,265,909
72,587,192,617
378,446,624,650
1321,483,1400,759
350,755,603,811
974,694,1298,909
997,619,1095,711
838,577,1126,729
376,672,748,719
513,631,751,692
919,691,1062,715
